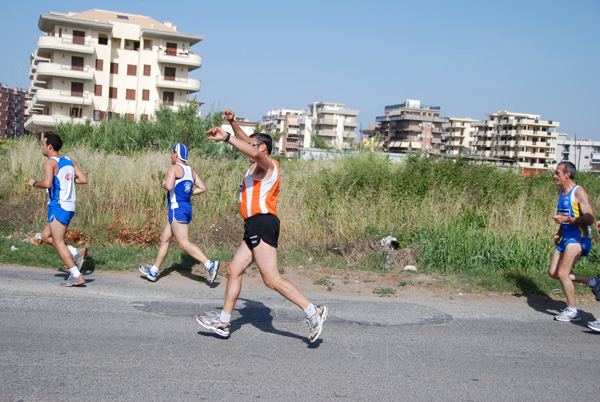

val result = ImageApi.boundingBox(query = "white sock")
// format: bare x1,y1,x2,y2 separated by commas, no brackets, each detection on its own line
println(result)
219,311,231,324
567,306,578,313
68,245,77,256
304,303,317,319
204,260,212,269
150,265,159,274
69,267,81,278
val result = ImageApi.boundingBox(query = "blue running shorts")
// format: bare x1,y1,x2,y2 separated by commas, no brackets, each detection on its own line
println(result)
48,206,75,226
556,237,592,257
169,205,192,225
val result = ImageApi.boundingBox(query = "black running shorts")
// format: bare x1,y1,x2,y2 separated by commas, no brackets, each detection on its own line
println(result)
243,214,280,249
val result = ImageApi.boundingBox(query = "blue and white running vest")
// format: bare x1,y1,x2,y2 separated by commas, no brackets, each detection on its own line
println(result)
168,163,193,210
47,156,76,212
557,184,591,239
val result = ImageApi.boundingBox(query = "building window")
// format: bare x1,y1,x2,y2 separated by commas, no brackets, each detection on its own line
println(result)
109,87,118,99
125,113,135,120
163,91,174,106
166,42,177,55
142,89,150,101
143,65,151,76
70,107,82,118
98,34,108,45
93,110,106,121
71,82,84,97
127,65,137,76
164,67,176,81
73,30,85,45
141,114,148,120
71,56,84,71
94,84,102,96
110,63,119,74
96,59,103,71
126,89,136,100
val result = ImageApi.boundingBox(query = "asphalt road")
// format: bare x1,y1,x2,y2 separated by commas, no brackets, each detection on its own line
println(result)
1,264,599,401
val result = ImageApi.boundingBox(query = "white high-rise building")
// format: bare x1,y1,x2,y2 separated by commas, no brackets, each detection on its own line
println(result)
261,108,304,156
298,102,358,151
442,117,480,156
554,134,600,172
471,110,559,172
26,9,204,136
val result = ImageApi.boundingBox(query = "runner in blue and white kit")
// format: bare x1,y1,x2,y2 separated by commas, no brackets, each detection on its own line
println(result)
138,143,219,283
549,161,597,322
28,134,88,287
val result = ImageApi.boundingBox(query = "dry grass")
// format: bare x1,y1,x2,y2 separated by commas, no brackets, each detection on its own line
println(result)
0,139,590,255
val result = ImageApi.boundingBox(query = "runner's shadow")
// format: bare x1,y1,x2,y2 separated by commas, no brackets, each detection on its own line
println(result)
504,271,562,316
197,298,322,346
152,252,220,287
233,298,321,347
505,271,596,327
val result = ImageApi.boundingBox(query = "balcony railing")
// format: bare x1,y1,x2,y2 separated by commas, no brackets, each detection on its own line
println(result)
155,100,188,111
157,50,203,70
35,63,93,80
155,75,201,92
37,35,94,55
29,89,92,108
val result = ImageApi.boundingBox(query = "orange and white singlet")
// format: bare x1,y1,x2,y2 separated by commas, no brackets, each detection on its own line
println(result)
239,159,280,220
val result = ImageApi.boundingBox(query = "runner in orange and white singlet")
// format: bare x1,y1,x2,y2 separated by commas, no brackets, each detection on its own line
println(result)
197,109,328,343
239,156,279,220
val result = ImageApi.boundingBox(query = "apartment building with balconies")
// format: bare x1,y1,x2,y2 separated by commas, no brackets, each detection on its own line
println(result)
26,9,204,136
0,83,28,138
298,102,358,151
261,108,304,156
554,134,600,172
375,99,448,155
471,110,559,172
441,117,479,157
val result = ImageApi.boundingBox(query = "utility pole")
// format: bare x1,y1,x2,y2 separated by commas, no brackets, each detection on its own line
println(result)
576,133,583,170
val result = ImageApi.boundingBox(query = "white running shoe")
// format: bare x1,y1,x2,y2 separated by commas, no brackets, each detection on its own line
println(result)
138,265,158,282
196,312,231,337
587,318,600,332
554,308,580,322
205,261,220,284
307,305,328,342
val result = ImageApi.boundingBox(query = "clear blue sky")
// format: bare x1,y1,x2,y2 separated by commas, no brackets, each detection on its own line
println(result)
2,0,599,140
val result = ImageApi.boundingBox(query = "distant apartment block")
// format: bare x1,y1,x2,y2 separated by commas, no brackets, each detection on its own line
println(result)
0,83,28,138
375,100,448,155
298,102,358,151
441,117,479,156
261,108,304,156
471,110,559,172
26,9,204,136
554,134,600,172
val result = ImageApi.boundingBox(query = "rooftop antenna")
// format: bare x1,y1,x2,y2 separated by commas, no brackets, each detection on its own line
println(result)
140,0,143,14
